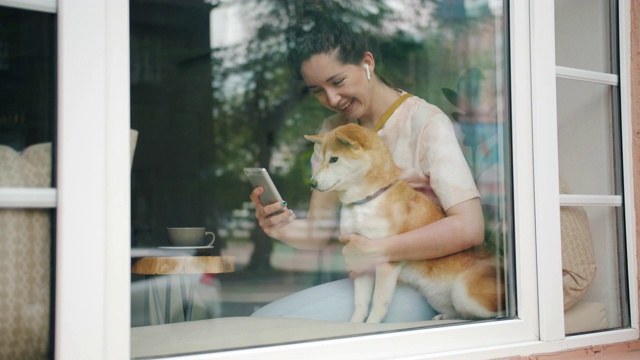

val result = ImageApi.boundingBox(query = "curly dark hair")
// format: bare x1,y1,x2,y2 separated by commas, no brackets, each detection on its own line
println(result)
285,10,379,80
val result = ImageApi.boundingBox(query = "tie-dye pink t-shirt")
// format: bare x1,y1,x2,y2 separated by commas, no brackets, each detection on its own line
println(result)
311,94,479,211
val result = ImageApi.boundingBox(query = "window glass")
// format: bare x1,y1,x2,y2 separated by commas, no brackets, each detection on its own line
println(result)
0,5,56,359
0,6,56,151
555,0,613,73
560,204,628,334
129,0,513,356
555,0,629,335
556,79,616,195
581,206,628,329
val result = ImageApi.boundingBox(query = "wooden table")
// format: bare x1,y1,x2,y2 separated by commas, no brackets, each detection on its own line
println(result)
132,255,235,325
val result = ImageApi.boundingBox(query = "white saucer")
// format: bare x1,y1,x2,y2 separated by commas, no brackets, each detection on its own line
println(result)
158,246,213,250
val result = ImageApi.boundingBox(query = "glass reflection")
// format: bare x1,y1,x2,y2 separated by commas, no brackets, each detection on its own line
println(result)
130,0,512,355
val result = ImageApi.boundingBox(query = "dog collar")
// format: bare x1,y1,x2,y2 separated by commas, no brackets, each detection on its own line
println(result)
349,180,398,206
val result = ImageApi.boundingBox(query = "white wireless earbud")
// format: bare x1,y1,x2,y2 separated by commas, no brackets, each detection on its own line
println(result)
364,63,371,81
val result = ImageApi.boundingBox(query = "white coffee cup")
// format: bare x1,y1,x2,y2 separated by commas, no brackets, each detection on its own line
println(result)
166,227,216,247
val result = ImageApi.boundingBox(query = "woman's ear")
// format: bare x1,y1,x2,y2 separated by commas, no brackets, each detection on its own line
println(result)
362,51,375,72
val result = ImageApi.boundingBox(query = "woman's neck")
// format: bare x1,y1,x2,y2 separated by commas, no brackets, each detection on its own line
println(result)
358,83,402,129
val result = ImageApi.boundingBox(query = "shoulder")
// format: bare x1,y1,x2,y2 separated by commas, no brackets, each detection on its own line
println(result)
405,95,448,120
318,113,354,134
398,95,453,133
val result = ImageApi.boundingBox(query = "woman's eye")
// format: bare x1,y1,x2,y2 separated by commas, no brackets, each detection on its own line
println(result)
333,79,344,86
329,157,338,163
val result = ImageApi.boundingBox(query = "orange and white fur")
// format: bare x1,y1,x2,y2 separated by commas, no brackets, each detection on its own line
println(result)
305,123,503,323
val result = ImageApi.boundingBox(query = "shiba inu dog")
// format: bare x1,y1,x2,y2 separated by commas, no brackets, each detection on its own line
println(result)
305,123,504,323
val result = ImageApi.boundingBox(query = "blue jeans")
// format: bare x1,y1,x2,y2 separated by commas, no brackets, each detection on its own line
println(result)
251,278,437,322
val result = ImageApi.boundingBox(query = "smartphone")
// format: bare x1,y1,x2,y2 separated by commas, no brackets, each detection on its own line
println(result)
243,167,283,205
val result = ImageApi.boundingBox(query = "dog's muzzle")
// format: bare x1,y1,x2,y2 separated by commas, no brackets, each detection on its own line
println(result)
309,179,318,189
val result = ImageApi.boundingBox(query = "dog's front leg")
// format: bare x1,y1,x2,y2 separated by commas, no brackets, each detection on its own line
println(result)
351,274,374,322
365,263,402,323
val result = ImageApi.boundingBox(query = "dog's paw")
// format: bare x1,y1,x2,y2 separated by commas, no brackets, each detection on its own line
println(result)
432,313,457,320
350,311,368,323
365,313,384,323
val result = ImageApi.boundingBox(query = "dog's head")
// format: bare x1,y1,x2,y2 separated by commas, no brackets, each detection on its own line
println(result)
304,124,401,199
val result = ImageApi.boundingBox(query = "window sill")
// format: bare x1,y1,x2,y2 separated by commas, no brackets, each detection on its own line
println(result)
131,317,466,358
130,305,632,359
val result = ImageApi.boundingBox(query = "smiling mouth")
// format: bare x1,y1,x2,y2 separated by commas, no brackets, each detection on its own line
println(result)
338,98,354,111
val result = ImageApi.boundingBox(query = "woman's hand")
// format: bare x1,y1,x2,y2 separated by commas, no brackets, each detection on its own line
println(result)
250,186,296,238
339,233,387,278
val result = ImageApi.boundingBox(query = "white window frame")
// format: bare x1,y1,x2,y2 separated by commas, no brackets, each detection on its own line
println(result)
55,0,131,359
0,0,632,358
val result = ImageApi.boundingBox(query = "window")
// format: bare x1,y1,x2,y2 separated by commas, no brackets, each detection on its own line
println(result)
0,3,56,359
129,0,518,356
43,0,638,359
555,0,630,333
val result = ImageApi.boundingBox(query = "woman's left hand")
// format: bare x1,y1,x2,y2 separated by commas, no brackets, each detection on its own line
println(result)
339,233,386,278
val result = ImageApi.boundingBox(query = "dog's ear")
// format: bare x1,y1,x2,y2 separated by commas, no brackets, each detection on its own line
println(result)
304,133,325,145
335,124,366,150
336,132,361,150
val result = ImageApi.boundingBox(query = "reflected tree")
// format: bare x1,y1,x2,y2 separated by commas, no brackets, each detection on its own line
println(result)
211,0,394,273
209,0,502,273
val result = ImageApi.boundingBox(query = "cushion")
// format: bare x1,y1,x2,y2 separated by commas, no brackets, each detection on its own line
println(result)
560,179,597,310
130,129,138,168
564,301,607,334
0,143,52,359
0,143,52,187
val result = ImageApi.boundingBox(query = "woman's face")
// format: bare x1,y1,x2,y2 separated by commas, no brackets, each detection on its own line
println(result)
300,51,371,121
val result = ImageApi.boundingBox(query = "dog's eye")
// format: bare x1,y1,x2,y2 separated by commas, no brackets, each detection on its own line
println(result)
329,156,338,163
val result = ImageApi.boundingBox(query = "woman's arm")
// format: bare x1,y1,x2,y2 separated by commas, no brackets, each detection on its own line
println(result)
250,186,340,250
340,197,484,276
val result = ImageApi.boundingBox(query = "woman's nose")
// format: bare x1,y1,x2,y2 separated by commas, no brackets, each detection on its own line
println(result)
325,89,340,107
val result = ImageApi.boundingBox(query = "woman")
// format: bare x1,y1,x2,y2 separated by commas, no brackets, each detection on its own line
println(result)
249,13,484,322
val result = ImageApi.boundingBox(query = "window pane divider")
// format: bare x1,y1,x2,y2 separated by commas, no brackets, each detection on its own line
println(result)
559,194,622,207
0,188,57,208
531,0,566,342
556,66,619,86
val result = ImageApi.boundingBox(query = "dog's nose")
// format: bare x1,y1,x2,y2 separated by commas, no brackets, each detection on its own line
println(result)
309,179,317,189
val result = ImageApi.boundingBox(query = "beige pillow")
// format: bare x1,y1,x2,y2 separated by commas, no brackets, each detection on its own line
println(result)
560,179,597,310
0,143,52,359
